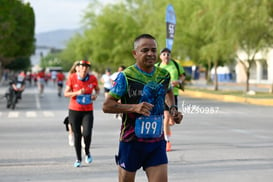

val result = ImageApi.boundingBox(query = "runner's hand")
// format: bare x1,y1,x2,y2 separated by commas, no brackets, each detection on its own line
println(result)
172,112,183,124
91,94,98,101
77,88,85,95
170,107,183,124
135,102,154,116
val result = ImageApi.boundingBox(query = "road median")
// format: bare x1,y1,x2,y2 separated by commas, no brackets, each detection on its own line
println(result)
181,90,273,106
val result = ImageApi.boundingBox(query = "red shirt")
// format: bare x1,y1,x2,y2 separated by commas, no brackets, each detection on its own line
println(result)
37,71,46,79
66,73,98,111
56,72,65,82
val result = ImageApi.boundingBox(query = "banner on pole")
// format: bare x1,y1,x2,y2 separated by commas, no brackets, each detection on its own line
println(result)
166,4,176,51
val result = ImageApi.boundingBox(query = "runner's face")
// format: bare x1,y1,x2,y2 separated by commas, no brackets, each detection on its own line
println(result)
133,38,157,70
78,65,89,78
160,51,171,63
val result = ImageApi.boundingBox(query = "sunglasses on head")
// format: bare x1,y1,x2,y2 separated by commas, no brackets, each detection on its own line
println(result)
77,60,90,67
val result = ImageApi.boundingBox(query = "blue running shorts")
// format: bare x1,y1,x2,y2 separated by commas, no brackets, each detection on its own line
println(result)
115,140,168,172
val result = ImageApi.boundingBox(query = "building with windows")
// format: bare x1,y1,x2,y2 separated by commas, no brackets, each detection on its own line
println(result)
235,49,273,85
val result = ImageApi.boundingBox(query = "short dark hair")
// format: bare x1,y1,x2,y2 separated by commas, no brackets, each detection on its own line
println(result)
160,47,171,54
133,34,156,49
120,65,126,70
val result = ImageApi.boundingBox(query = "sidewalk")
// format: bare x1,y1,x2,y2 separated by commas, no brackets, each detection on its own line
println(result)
189,79,272,92
181,80,273,106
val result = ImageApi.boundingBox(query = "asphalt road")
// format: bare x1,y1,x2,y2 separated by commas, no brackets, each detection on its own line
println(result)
0,83,273,182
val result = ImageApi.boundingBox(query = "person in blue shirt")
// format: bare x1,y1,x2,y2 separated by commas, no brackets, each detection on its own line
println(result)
103,34,183,182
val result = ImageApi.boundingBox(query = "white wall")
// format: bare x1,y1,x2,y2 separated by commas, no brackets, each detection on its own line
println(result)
235,49,273,84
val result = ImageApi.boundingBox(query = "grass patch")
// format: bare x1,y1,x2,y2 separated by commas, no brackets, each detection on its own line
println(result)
186,87,273,99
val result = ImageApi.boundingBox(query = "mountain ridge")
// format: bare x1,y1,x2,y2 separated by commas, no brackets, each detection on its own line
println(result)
35,29,80,49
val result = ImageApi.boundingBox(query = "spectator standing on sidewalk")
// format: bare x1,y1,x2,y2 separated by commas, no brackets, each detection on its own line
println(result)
103,34,183,182
156,47,186,152
64,60,100,167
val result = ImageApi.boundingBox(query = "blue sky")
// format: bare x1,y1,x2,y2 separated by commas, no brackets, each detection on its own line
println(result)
25,0,115,34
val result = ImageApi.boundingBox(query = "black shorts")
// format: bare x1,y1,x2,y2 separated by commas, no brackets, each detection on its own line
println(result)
104,88,111,93
57,82,63,87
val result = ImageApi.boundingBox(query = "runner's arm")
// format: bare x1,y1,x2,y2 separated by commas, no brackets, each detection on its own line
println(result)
165,89,183,124
91,85,100,100
102,95,154,116
64,86,82,98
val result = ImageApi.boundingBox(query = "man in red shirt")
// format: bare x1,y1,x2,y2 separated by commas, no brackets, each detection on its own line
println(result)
37,69,46,97
56,70,65,97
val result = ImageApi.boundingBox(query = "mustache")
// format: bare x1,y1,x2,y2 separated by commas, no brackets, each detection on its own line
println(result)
145,56,156,60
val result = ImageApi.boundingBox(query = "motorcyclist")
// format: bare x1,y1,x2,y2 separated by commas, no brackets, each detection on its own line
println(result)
8,71,26,100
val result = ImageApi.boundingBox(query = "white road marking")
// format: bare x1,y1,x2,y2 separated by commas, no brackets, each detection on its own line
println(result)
26,111,37,118
8,112,19,118
43,111,55,117
3,111,55,118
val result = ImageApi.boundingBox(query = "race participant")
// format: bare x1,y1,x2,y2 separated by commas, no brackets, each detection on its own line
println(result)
157,47,186,151
103,34,183,182
100,68,112,99
37,69,46,97
56,70,65,97
64,60,100,168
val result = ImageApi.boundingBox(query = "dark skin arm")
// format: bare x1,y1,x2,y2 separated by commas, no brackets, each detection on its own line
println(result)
165,89,183,124
103,90,183,124
102,94,154,116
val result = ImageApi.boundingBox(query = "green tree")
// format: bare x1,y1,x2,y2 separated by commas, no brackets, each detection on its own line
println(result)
174,0,235,90
60,0,176,73
5,57,31,71
172,0,272,92
40,53,62,69
58,0,273,94
81,1,140,73
0,0,35,74
57,34,84,71
231,0,273,92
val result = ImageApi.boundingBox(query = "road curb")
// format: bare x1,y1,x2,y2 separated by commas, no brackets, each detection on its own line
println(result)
180,90,273,106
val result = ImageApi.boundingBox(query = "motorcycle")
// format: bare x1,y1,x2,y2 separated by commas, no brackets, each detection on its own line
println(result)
6,80,25,110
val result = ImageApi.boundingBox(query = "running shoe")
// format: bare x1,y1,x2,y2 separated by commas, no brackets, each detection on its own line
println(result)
85,155,93,164
166,141,172,152
74,160,81,168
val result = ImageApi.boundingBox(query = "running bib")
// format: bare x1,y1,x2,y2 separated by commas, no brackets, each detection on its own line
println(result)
76,94,92,105
135,115,163,138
